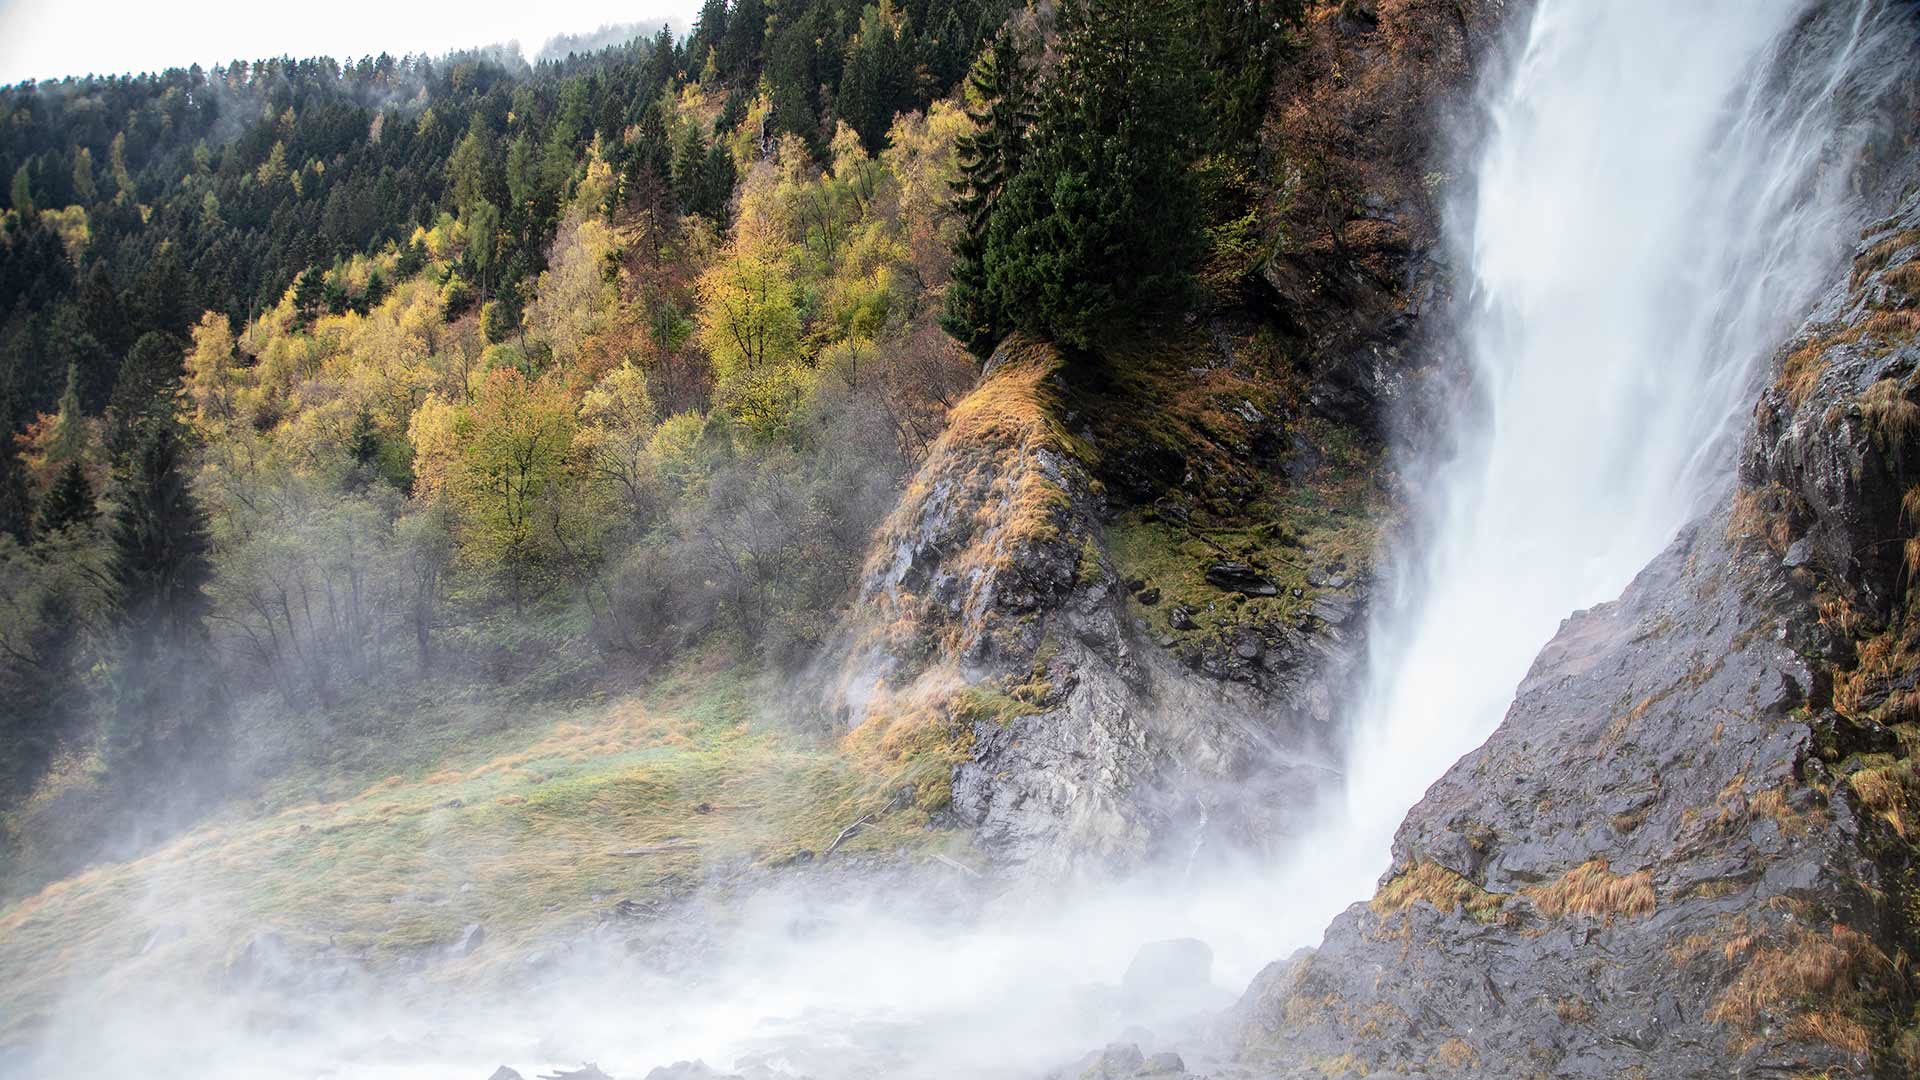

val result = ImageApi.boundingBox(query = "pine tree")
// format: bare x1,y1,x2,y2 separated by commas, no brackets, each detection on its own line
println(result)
720,0,768,77
37,459,95,534
838,0,916,152
0,585,82,805
981,0,1207,350
942,28,1036,356
46,363,88,465
107,419,222,784
700,141,738,222
1197,0,1308,149
105,331,186,463
292,267,326,330
672,125,711,214
0,444,31,544
10,163,34,219
926,9,969,90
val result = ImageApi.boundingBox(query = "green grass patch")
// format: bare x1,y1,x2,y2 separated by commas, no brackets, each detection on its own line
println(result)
0,653,962,1047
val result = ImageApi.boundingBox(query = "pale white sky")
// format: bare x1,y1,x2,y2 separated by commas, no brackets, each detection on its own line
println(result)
0,0,700,83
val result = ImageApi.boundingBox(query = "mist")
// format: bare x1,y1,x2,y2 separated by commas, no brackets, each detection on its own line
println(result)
3,1,1915,1078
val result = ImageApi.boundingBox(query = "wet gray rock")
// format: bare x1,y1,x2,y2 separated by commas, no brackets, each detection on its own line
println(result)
1781,536,1813,568
538,1067,613,1080
643,1063,741,1080
1204,562,1279,596
1053,1043,1197,1079
1122,938,1214,1003
447,921,486,958
486,1069,524,1080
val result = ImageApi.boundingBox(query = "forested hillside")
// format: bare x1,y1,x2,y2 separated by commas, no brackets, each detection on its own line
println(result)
0,0,1310,893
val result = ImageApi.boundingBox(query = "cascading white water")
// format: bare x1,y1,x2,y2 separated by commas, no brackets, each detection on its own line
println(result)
1317,0,1896,914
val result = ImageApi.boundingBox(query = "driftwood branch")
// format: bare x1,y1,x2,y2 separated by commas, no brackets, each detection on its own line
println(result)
825,814,876,855
929,852,982,878
607,840,698,857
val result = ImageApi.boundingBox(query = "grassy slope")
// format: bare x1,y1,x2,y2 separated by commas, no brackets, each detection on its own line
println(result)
0,652,963,1044
0,326,1393,1048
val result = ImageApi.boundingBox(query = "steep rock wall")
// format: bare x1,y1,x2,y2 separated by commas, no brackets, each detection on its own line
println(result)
821,338,1371,877
1229,122,1920,1080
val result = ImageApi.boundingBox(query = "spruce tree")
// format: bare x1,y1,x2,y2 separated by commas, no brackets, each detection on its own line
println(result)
700,142,738,222
0,585,82,805
981,0,1207,350
107,417,221,784
292,267,326,330
0,443,31,544
942,28,1036,357
37,459,96,534
105,332,185,464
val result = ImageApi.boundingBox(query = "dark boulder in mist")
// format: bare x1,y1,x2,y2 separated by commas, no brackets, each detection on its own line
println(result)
539,1066,614,1080
1051,1042,1193,1079
1121,938,1212,1003
642,1062,740,1080
486,1068,524,1080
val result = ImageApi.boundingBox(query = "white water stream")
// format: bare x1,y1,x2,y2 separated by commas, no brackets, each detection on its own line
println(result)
1301,0,1896,931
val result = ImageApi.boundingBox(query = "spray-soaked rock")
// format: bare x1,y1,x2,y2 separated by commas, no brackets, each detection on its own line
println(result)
1203,562,1279,597
643,1063,741,1080
1121,938,1213,1003
1051,1043,1195,1079
446,921,486,958
1227,104,1920,1079
538,1066,613,1080
818,337,1363,877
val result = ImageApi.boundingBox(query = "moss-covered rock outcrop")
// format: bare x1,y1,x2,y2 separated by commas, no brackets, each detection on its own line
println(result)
819,326,1389,878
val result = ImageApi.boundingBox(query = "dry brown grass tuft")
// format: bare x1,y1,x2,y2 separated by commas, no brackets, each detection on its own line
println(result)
1852,227,1920,289
1778,340,1830,408
1860,377,1920,453
1785,1010,1875,1057
1555,997,1595,1024
1727,485,1794,553
1370,861,1507,924
1707,923,1891,1031
1818,592,1865,639
1748,787,1816,839
1526,859,1656,922
1432,1038,1479,1070
1835,631,1903,717
840,667,978,815
1847,761,1919,838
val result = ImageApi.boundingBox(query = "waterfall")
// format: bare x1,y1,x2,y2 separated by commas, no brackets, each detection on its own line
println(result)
1286,0,1905,941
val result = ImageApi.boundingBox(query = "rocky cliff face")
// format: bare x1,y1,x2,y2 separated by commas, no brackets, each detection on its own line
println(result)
821,336,1381,878
1227,122,1920,1080
1259,0,1506,435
